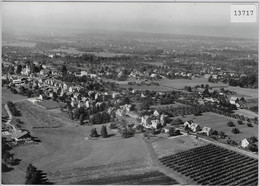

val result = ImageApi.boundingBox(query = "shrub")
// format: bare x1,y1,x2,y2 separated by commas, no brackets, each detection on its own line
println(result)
237,120,244,125
90,128,99,138
227,121,235,127
247,123,253,127
231,128,240,134
109,123,117,129
227,139,238,146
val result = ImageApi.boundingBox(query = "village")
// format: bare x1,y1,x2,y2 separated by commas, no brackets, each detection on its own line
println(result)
2,52,258,153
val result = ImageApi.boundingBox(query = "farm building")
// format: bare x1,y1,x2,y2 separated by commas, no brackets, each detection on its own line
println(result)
230,96,239,105
151,120,160,129
154,110,160,117
141,115,152,128
190,123,201,132
241,138,254,148
201,127,212,136
184,120,193,128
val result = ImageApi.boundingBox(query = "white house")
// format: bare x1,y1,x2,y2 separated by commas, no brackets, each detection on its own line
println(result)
151,120,160,129
184,120,193,128
141,115,152,128
190,123,201,132
153,110,160,117
201,127,212,136
241,138,254,148
116,109,126,117
160,114,168,126
230,96,239,105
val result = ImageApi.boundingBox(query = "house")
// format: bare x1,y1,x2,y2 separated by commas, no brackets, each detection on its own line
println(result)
190,123,201,132
151,120,160,129
160,114,168,126
201,127,212,136
241,138,254,148
230,96,239,105
38,94,44,101
116,109,126,117
141,115,152,127
121,104,132,112
162,126,171,133
153,110,160,117
12,130,31,143
112,92,120,99
184,120,193,128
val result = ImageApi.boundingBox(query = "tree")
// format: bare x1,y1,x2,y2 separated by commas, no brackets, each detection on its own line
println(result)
231,128,240,134
227,121,235,127
211,130,219,136
219,131,226,139
25,164,41,184
237,120,244,125
101,125,108,138
250,136,258,143
248,143,258,152
61,65,67,75
247,123,253,127
90,128,99,138
16,64,22,74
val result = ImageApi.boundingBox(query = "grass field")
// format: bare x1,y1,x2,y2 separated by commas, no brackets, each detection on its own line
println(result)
176,112,258,142
158,78,227,90
37,100,65,110
151,136,208,158
2,125,154,184
222,86,258,99
15,101,63,128
234,109,258,119
3,41,36,48
2,88,27,104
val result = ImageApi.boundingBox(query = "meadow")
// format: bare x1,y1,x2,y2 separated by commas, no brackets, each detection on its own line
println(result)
176,112,258,142
151,135,208,158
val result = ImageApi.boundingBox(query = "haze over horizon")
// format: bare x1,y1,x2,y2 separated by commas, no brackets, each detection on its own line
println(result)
2,2,259,40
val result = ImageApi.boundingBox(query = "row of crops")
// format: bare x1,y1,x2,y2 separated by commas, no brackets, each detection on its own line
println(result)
159,144,258,185
16,101,61,128
72,171,179,185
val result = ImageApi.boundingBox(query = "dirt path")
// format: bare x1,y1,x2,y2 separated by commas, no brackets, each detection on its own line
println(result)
141,135,194,185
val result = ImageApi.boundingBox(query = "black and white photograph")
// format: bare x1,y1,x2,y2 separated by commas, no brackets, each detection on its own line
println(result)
1,1,259,185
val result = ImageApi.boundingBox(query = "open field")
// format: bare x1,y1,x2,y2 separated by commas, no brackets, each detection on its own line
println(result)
87,52,132,57
158,78,227,90
2,41,36,48
222,86,258,99
52,47,85,54
234,109,258,119
15,101,63,128
159,144,258,185
151,102,185,109
37,100,65,110
176,112,258,142
120,84,173,91
151,136,208,158
2,88,27,104
2,125,156,184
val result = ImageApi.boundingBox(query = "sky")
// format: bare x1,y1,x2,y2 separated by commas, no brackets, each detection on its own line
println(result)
2,2,259,39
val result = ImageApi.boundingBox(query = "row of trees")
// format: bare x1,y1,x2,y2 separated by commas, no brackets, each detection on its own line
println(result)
90,125,109,138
